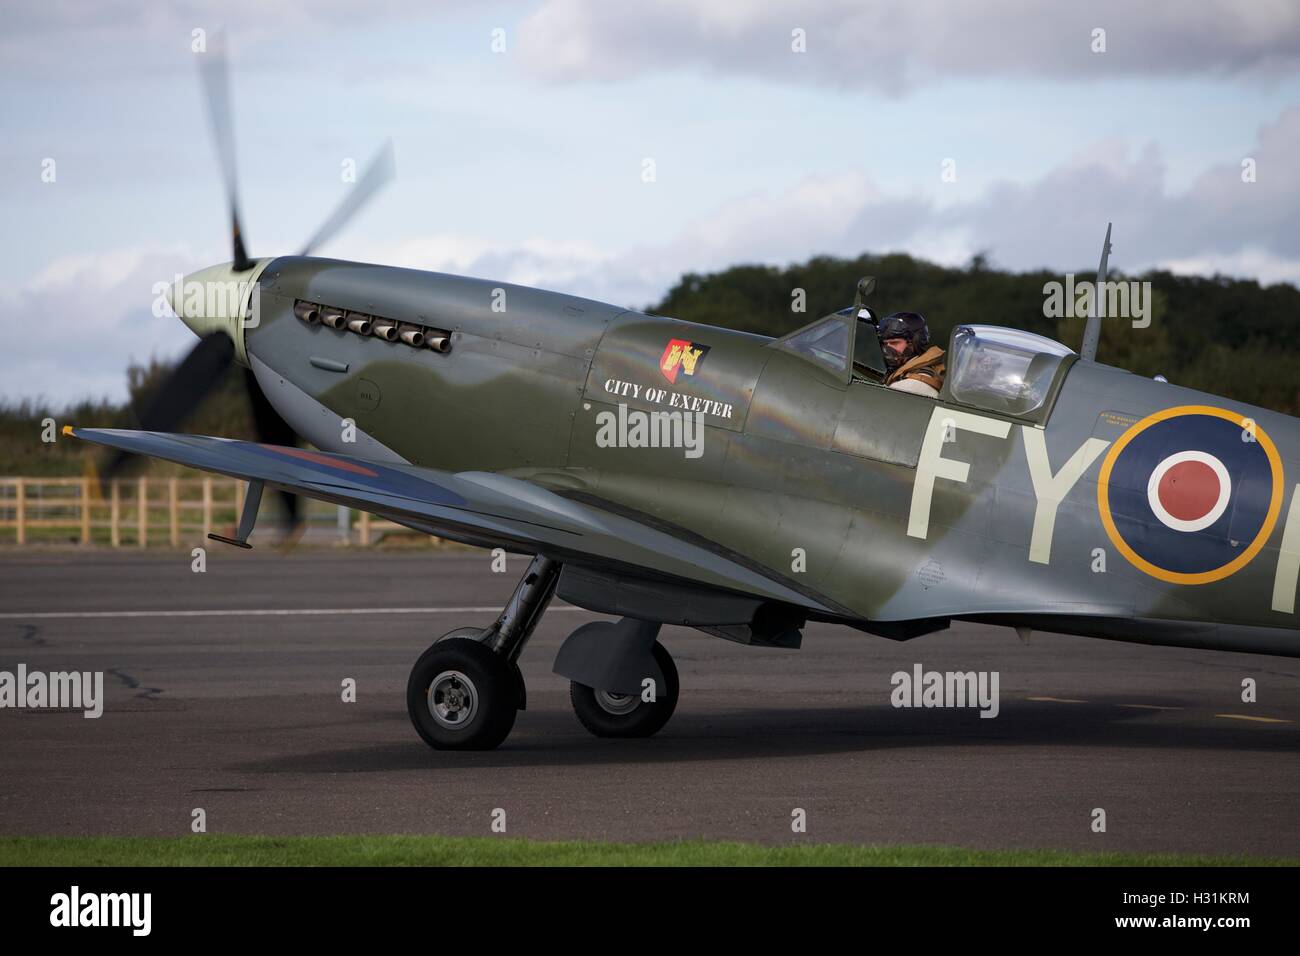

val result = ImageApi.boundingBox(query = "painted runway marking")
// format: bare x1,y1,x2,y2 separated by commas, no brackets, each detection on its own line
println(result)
1026,696,1088,703
0,606,591,621
1214,713,1291,724
1118,703,1183,711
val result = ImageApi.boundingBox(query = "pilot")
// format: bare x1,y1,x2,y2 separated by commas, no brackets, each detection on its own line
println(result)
878,311,945,398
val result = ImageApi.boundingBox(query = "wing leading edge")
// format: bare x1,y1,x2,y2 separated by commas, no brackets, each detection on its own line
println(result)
67,427,836,614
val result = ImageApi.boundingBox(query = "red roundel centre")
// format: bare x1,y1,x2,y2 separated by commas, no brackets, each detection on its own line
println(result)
1156,460,1220,521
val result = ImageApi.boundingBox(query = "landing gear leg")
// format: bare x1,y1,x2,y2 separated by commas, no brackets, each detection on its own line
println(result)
406,555,559,750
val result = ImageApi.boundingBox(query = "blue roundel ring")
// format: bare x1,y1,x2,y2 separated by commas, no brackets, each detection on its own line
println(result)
1096,405,1285,584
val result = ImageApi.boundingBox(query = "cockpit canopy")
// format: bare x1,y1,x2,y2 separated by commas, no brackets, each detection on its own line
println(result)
947,325,1075,418
772,309,1076,422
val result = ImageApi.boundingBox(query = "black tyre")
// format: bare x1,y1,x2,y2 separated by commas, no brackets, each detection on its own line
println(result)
407,637,517,750
569,641,679,738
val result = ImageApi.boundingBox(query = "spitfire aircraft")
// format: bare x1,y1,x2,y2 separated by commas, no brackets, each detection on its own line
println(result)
69,47,1300,750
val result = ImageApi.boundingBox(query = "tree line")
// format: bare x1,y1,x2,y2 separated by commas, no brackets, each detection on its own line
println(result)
3,251,1296,474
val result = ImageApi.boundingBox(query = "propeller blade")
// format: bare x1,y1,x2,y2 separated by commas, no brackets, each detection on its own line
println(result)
299,140,395,257
243,367,303,534
197,31,252,271
103,332,235,481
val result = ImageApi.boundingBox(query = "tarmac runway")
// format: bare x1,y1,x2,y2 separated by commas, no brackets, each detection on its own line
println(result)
1,548,1298,857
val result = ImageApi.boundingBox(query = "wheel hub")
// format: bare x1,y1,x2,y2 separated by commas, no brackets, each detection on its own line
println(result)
595,689,640,716
429,670,478,729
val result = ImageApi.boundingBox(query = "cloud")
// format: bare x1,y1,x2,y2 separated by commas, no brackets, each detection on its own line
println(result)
943,107,1300,274
10,107,1300,406
519,0,1300,93
382,236,615,291
373,107,1300,302
0,247,201,407
0,0,510,81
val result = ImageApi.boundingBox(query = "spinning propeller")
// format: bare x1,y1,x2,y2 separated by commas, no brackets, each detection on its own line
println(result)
103,32,395,537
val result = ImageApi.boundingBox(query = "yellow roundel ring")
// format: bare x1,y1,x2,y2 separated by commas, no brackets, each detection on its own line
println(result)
1096,404,1284,585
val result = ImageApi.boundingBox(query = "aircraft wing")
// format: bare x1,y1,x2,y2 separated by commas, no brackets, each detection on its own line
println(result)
67,427,834,614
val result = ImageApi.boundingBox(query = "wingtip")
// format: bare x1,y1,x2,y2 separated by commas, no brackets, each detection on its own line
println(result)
62,424,75,438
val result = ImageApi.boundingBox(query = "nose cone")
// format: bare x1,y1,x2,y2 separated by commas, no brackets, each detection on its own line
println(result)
167,258,269,366
169,262,244,340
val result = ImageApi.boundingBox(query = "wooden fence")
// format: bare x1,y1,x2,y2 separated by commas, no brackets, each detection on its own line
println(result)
0,476,408,546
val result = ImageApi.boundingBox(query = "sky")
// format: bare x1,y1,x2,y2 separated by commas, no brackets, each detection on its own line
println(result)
3,0,1300,405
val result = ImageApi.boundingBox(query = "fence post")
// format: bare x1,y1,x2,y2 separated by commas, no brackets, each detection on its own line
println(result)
202,477,213,539
137,476,147,548
110,480,120,547
14,478,24,546
169,477,179,547
359,510,370,546
81,477,91,545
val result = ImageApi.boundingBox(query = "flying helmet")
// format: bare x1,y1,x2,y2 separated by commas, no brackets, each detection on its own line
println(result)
877,311,930,369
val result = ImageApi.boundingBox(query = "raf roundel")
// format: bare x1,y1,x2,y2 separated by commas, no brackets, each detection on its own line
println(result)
1146,450,1232,533
1097,405,1285,585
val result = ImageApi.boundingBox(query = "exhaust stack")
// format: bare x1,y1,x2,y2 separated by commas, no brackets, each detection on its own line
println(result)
398,325,426,347
320,308,347,330
295,298,451,354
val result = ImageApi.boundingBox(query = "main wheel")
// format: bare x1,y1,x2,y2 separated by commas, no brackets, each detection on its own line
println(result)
569,641,679,738
407,637,518,750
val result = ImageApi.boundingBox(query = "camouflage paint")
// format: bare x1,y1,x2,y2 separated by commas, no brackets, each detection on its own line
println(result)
231,256,1299,645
